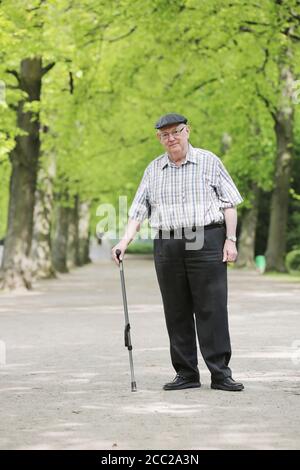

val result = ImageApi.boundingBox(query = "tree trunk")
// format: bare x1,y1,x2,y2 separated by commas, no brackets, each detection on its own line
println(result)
30,150,56,279
265,64,294,272
67,195,79,269
236,184,259,269
0,58,42,290
78,200,91,266
52,202,69,273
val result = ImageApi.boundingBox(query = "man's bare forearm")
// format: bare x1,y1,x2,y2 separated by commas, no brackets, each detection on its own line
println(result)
121,217,141,246
224,207,237,237
112,218,141,265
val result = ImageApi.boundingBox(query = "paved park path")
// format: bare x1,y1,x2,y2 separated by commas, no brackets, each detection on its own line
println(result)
0,256,300,450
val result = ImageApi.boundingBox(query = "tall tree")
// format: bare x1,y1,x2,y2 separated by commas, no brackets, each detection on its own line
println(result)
30,144,56,279
0,58,54,289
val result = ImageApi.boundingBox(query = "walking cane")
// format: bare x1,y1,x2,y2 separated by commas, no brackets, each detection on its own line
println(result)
115,249,137,392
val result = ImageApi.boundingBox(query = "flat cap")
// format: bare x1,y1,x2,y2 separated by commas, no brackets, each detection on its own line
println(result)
155,113,188,129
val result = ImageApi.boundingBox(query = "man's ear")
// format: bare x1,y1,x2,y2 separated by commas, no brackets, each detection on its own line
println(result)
156,131,161,142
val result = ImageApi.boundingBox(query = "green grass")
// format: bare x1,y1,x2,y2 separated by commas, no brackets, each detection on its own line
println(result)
126,240,154,254
112,240,300,277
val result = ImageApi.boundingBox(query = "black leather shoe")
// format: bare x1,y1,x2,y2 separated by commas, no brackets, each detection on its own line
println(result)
163,374,201,391
211,376,244,392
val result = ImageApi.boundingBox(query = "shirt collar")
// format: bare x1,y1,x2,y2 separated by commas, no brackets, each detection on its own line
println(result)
160,143,198,170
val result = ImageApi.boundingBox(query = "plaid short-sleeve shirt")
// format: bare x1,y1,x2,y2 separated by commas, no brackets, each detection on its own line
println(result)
128,144,243,230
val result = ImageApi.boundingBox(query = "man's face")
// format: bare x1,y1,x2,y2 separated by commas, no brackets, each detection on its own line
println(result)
157,124,190,153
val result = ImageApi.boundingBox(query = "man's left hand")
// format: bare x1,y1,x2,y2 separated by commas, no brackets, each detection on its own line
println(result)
223,240,238,263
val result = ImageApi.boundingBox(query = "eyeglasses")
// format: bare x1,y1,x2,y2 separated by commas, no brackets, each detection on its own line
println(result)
159,126,186,141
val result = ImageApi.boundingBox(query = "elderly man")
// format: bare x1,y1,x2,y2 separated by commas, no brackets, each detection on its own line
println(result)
112,113,244,392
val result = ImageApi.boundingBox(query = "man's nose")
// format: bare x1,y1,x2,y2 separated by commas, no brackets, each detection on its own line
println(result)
168,134,176,141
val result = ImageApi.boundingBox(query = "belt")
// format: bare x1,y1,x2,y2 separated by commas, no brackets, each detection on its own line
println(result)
158,222,224,237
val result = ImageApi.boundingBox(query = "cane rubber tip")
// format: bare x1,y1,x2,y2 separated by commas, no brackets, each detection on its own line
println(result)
131,382,137,392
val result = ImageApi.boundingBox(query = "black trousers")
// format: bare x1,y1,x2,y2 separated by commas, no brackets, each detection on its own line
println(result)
153,224,232,382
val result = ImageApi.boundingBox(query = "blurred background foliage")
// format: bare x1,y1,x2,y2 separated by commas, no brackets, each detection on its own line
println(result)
0,0,300,288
